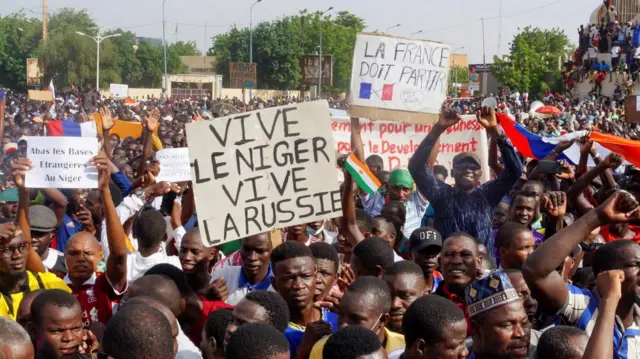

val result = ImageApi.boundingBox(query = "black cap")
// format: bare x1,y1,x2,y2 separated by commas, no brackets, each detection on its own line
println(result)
452,152,481,167
409,227,443,252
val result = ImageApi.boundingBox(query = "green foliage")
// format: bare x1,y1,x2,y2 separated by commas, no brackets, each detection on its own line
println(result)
0,12,42,89
448,66,469,96
492,26,572,96
171,41,201,56
210,10,365,91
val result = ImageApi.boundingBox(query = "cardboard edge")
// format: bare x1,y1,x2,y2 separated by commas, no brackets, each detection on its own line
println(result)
348,105,439,124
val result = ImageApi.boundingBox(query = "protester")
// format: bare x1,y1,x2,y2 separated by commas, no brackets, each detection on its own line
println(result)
0,316,34,359
225,323,290,359
322,325,386,359
200,308,233,359
309,276,404,358
408,108,523,254
383,261,427,334
388,295,468,359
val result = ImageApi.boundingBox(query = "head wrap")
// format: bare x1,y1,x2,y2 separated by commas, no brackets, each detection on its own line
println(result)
387,168,413,189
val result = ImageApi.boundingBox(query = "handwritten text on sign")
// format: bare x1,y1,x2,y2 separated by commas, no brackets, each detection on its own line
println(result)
330,115,489,184
350,33,451,114
156,148,192,182
186,100,341,246
25,136,98,189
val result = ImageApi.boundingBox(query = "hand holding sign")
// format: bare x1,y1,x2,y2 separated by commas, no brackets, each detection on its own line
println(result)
438,108,461,128
11,158,33,189
91,153,112,190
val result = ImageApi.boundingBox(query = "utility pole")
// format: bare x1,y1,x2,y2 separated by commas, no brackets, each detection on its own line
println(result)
42,0,48,41
481,17,486,65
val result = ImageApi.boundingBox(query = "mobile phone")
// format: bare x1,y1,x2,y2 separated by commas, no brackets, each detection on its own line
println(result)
160,191,178,216
536,160,563,174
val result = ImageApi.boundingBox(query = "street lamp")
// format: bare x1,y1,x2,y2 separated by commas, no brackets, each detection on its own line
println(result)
386,24,401,34
452,46,465,95
75,31,122,90
318,6,333,99
410,30,423,38
249,0,263,101
162,0,168,97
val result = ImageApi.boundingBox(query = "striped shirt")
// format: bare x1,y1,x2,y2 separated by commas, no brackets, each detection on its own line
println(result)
560,284,640,359
360,191,428,239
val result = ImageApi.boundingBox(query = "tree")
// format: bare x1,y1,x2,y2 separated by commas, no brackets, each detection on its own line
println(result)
492,26,572,96
448,66,469,96
209,10,365,91
0,12,42,89
106,30,142,86
170,41,200,56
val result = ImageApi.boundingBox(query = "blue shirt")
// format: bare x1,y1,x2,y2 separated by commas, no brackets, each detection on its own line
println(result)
56,213,83,252
409,133,523,255
561,284,640,359
284,309,339,358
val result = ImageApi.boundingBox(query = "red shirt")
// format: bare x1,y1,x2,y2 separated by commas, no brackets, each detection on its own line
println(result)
188,296,233,346
600,225,640,244
65,272,126,327
435,283,471,336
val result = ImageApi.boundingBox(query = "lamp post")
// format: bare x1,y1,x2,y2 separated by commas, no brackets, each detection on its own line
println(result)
318,6,333,99
410,30,423,38
75,31,122,90
452,46,465,96
162,0,168,96
249,0,263,101
386,24,401,34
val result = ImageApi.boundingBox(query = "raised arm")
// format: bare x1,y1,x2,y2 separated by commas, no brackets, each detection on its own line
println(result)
480,110,524,207
522,191,639,313
583,270,624,359
350,117,365,162
136,109,160,179
93,154,127,291
566,153,622,201
340,170,365,246
100,107,115,159
488,138,504,175
408,109,459,201
11,158,46,273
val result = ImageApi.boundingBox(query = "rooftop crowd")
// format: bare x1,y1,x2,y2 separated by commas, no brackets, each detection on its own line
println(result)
0,77,639,359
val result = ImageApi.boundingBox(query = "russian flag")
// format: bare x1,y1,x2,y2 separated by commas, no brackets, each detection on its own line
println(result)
45,119,97,138
497,113,587,164
48,79,55,100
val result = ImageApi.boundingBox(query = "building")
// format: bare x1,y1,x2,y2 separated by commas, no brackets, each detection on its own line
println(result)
590,0,640,24
180,56,216,74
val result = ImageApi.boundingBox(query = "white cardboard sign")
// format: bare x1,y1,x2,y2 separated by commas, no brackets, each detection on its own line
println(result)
330,115,489,184
156,148,192,182
349,33,451,123
25,136,98,188
109,84,128,99
186,100,341,246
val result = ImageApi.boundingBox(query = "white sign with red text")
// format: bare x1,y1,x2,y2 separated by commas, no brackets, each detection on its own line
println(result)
331,115,489,184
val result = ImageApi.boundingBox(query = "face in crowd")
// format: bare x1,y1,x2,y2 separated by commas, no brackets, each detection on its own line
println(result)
439,234,481,292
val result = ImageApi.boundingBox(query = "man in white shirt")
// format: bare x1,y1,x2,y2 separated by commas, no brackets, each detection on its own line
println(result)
210,232,274,305
126,207,181,281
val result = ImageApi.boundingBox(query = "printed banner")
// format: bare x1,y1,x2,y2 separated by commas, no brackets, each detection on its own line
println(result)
186,100,341,246
349,33,451,124
25,136,98,189
330,114,489,184
156,148,192,182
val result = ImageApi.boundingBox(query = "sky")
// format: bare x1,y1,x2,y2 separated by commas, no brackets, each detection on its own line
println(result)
3,0,603,64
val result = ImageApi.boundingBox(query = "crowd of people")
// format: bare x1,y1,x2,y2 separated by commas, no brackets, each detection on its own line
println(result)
0,78,640,359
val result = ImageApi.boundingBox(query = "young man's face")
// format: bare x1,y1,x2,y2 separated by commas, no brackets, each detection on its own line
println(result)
314,258,337,301
36,303,85,358
384,273,426,333
423,319,468,359
510,196,537,227
500,231,535,270
224,299,269,348
273,256,317,310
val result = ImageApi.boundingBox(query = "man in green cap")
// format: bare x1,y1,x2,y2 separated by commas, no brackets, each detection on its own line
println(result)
361,166,428,253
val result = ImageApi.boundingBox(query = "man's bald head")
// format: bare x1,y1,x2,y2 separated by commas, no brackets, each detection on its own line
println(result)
66,231,101,251
0,316,34,359
127,275,181,316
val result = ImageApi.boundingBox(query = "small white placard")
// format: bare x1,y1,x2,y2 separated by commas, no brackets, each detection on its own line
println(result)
156,148,192,182
25,136,98,189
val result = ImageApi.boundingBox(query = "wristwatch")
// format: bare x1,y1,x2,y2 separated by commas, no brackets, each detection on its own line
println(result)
133,187,147,202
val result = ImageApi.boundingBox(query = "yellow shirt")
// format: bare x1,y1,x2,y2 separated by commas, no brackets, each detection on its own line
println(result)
0,271,71,320
309,327,405,359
